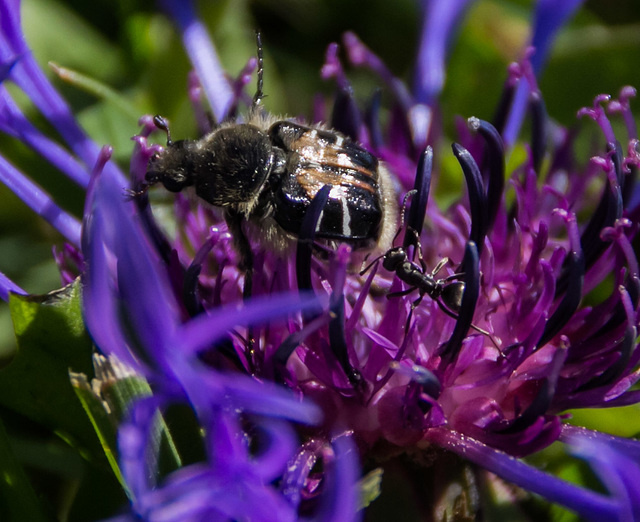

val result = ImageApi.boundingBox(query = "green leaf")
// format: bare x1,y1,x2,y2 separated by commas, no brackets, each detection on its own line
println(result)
99,371,182,480
72,356,183,497
358,467,383,510
0,416,50,522
22,0,124,83
0,281,101,460
70,372,126,495
49,62,141,120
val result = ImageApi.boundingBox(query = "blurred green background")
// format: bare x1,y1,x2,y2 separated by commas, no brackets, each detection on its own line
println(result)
0,0,639,519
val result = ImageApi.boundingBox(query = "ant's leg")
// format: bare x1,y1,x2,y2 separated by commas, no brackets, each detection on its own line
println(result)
430,257,449,277
442,272,465,283
406,226,429,271
403,294,424,331
435,299,500,349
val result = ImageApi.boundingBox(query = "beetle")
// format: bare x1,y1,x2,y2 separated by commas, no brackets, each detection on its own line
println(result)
141,34,398,281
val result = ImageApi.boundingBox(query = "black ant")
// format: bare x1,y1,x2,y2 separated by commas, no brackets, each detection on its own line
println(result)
360,232,466,324
360,192,496,344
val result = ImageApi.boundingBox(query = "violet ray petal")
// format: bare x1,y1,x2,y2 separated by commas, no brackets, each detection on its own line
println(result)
0,270,25,301
413,0,477,105
87,165,181,364
0,54,17,82
0,153,81,245
194,370,322,425
567,432,640,521
316,433,362,522
158,0,233,122
502,0,585,145
9,55,109,172
0,88,89,188
0,2,127,182
81,207,140,369
244,417,298,483
140,462,297,522
426,427,618,520
118,396,160,501
561,425,640,460
111,210,182,360
177,292,323,357
0,0,21,51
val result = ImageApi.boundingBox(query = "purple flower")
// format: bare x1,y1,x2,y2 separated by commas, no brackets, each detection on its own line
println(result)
2,0,640,520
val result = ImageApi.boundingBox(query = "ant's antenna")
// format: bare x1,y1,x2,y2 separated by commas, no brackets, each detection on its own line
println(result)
399,189,417,233
252,31,265,110
360,190,418,276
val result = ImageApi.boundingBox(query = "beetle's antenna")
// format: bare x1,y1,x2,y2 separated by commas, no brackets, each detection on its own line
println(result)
252,31,265,110
153,115,173,146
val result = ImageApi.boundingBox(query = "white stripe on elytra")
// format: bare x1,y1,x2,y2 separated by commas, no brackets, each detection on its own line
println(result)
341,195,351,236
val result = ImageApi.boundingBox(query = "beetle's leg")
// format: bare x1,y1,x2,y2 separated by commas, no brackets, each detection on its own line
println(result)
224,210,257,372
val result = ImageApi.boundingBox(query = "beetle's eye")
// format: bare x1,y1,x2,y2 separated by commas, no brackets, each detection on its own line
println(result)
162,171,190,192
